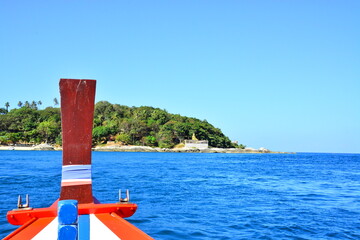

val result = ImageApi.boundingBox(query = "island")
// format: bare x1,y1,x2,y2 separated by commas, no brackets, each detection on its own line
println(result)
0,101,290,153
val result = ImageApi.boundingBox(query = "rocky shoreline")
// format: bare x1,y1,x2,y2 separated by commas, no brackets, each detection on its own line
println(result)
0,144,293,154
0,143,56,151
93,145,292,153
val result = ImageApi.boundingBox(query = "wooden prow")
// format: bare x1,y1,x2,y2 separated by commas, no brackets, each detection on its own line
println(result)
59,79,96,204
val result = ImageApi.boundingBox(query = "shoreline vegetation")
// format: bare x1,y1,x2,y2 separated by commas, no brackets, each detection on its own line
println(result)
0,101,290,153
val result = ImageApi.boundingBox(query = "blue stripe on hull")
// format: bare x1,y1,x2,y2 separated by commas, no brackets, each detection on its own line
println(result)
78,215,90,240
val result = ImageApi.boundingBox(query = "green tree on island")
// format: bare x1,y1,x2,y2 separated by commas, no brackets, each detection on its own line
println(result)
37,120,60,143
53,98,59,106
4,102,10,112
30,101,37,110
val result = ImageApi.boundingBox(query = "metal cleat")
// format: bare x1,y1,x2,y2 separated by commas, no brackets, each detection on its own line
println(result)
14,194,32,211
118,189,130,203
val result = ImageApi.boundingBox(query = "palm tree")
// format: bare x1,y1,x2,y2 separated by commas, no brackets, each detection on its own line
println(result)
53,98,59,106
18,101,23,108
5,102,10,112
24,101,30,108
31,101,37,109
37,100,42,109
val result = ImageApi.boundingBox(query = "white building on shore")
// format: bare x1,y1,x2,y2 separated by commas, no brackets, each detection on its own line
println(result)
184,140,209,149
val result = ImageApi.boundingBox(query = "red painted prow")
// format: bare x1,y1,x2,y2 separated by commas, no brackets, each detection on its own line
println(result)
59,79,95,203
7,202,137,225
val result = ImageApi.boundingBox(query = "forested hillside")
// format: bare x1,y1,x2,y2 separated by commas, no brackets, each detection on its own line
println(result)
0,101,236,148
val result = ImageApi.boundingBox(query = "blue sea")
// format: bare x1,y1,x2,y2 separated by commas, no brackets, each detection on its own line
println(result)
0,151,360,239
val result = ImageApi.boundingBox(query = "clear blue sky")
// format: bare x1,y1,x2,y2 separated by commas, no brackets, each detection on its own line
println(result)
1,1,359,153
